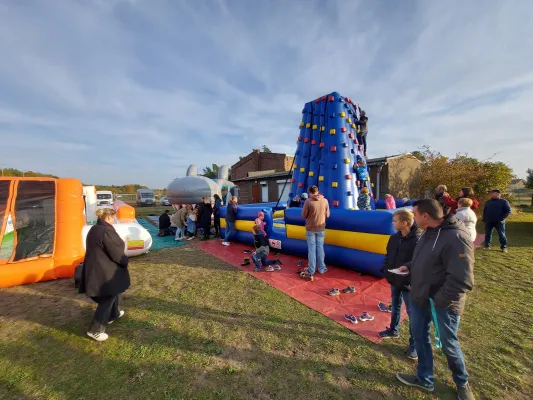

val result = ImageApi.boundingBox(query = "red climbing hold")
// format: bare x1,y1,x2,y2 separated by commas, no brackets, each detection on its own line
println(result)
321,95,327,101
298,183,303,187
319,142,325,148
345,174,351,179
298,136,302,141
353,139,358,144
328,96,334,102
311,139,317,145
348,133,354,139
330,146,337,152
291,178,295,183
341,127,347,132
333,200,339,207
304,138,309,143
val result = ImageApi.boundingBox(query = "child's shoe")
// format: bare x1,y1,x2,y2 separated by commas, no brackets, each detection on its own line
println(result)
273,264,282,271
342,286,356,293
328,288,340,296
265,265,275,272
360,312,374,321
378,301,392,313
253,267,262,272
344,314,358,324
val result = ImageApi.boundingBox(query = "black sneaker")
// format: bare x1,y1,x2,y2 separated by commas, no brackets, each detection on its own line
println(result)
378,328,400,339
396,373,434,392
457,383,475,400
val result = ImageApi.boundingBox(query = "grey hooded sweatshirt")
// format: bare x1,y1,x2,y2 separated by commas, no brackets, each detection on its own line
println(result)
405,215,474,315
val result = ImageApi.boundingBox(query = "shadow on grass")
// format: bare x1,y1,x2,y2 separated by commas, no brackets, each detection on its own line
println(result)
0,291,413,400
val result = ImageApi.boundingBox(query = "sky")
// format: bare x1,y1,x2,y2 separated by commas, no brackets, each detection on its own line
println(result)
1,0,532,188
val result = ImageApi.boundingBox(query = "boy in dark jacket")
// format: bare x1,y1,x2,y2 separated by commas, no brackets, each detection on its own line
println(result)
483,189,511,252
251,224,282,272
379,209,420,360
222,196,238,246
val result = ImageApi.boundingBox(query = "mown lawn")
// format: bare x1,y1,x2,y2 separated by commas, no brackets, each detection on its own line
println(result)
0,210,532,400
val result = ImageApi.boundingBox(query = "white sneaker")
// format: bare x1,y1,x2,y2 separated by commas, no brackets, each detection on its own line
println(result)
87,331,109,342
108,310,125,324
222,242,230,246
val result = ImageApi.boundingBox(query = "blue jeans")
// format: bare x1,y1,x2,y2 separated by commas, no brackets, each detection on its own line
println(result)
306,230,326,275
484,221,507,249
174,227,183,240
252,253,276,269
410,300,469,387
224,220,236,242
390,286,414,348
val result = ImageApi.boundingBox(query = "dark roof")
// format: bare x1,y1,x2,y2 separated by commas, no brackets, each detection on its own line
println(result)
232,170,291,182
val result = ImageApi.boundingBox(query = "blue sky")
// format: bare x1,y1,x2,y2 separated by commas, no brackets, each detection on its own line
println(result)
1,0,532,188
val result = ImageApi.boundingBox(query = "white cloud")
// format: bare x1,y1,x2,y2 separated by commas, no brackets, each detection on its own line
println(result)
1,0,532,188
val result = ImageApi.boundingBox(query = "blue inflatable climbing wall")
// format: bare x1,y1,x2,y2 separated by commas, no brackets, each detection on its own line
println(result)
289,92,373,209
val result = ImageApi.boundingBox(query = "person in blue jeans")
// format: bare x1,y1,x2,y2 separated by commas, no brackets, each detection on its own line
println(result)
301,186,330,281
483,189,511,253
395,199,475,400
379,209,420,360
251,224,282,272
222,196,238,246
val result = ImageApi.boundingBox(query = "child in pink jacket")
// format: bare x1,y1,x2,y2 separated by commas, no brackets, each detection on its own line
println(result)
385,194,396,210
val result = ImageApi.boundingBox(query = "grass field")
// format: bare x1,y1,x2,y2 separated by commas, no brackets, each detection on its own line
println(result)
0,210,532,399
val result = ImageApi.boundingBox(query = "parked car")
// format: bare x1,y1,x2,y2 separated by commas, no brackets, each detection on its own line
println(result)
136,189,156,207
160,196,170,206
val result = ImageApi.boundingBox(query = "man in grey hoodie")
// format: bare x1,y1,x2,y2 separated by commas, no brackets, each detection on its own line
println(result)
395,199,475,400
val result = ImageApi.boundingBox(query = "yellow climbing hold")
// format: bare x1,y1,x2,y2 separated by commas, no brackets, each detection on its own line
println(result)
300,167,305,172
330,128,336,135
312,124,318,130
332,182,338,188
309,171,314,177
351,123,356,129
347,117,352,123
344,158,350,164
340,112,346,117
306,123,311,128
300,122,304,127
320,126,325,132
319,176,324,182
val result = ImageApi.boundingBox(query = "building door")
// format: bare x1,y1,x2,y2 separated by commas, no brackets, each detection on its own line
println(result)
251,184,260,203
277,182,290,204
261,184,268,202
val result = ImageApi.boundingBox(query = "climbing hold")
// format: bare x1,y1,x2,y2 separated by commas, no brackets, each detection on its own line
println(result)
320,126,325,132
346,97,352,103
357,127,360,133
358,145,363,150
304,138,309,143
332,164,338,169
350,207,355,210
321,95,327,101
330,128,336,135
341,127,347,132
351,123,356,129
343,143,348,148
298,183,303,187
294,164,297,169
298,136,302,141
330,113,336,118
333,200,339,206
306,123,311,128
300,122,304,127
350,149,355,154
312,124,318,130
309,171,314,177
354,140,358,145
311,139,317,145
319,176,324,182
347,117,352,123
345,174,351,179
340,112,346,117
300,167,305,172
330,146,337,152
315,99,320,103
332,182,338,188
348,133,354,139
319,142,325,148
347,191,352,196
328,96,334,102
291,178,295,183
344,158,350,164
371,183,375,187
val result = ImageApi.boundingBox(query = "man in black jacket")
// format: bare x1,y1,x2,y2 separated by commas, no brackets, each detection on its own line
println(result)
395,199,475,400
222,196,238,246
483,189,511,252
158,210,173,236
379,209,420,360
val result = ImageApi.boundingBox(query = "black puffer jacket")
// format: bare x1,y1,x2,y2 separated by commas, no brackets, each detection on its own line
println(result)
80,219,130,297
382,226,421,290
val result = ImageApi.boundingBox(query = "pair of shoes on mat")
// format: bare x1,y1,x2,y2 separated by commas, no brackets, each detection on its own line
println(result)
300,272,314,281
328,286,356,296
378,301,392,313
344,312,374,324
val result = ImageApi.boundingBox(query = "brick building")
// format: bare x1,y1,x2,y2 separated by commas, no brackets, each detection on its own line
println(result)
231,150,294,204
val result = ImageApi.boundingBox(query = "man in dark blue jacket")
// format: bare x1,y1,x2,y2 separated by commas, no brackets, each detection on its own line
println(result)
222,196,238,246
483,190,511,252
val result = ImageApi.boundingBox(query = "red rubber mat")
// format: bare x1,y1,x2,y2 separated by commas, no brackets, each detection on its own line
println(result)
192,240,404,344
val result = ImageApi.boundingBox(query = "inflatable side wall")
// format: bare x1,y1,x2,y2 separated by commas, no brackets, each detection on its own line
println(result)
0,177,85,288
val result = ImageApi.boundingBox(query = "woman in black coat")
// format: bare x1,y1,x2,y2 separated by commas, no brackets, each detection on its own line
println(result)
198,196,213,240
79,207,130,342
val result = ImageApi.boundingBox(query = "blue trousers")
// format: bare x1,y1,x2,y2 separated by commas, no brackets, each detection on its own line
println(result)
484,221,507,249
390,286,414,348
224,221,236,242
252,252,276,269
410,300,469,387
306,230,326,275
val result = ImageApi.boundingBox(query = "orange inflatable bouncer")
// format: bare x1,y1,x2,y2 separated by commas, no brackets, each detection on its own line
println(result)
0,177,85,288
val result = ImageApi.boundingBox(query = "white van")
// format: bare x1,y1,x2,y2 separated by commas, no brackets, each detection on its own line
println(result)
136,189,156,207
96,190,114,206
